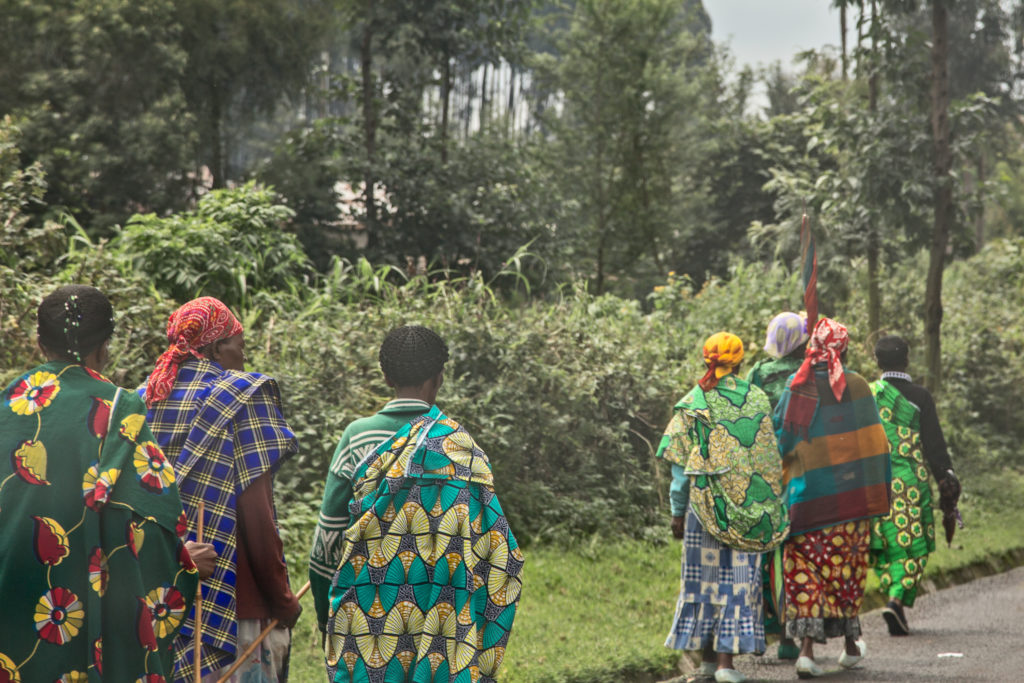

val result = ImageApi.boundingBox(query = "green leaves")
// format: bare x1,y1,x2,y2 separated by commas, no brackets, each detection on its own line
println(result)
112,182,310,309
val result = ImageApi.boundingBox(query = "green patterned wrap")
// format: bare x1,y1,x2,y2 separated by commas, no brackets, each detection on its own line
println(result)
657,375,790,553
869,379,936,607
324,405,522,683
0,362,197,683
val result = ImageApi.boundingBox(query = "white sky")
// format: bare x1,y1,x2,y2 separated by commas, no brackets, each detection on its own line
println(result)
706,0,842,70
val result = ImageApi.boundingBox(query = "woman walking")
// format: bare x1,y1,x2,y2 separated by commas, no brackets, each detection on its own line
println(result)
774,318,892,678
657,332,789,683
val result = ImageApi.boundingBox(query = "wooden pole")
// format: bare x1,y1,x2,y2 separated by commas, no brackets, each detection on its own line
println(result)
215,581,311,683
194,500,205,683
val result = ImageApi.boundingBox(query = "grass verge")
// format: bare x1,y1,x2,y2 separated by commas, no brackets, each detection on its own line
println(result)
283,469,1024,683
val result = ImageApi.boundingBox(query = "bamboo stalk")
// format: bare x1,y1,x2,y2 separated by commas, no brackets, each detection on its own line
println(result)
214,581,311,683
194,500,205,683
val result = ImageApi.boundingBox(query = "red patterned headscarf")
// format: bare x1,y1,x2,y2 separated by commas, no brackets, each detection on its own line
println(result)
145,297,243,407
698,332,745,391
781,317,850,438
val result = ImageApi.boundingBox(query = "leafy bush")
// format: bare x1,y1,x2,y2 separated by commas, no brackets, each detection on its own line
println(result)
112,182,312,309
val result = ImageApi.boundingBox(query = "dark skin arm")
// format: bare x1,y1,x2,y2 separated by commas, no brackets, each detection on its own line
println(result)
237,473,301,628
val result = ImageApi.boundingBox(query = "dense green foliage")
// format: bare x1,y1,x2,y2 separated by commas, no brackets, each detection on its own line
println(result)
5,164,1024,546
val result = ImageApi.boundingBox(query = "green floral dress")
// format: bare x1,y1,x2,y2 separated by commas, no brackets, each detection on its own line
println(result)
869,379,936,606
0,362,197,683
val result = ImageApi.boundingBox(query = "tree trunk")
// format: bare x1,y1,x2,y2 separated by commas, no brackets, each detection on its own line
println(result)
866,0,880,334
975,155,985,250
360,13,377,238
508,65,516,134
480,62,489,129
440,52,451,163
925,0,952,392
209,90,225,189
841,3,848,81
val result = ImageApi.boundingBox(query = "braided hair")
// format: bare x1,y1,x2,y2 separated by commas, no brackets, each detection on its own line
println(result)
378,325,449,387
874,334,909,371
37,285,115,363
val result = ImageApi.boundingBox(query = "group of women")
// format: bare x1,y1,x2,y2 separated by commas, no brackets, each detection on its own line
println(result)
0,283,957,683
0,285,521,683
658,312,959,682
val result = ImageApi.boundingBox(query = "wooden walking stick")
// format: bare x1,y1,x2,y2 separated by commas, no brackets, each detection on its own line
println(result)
194,500,205,683
215,580,311,683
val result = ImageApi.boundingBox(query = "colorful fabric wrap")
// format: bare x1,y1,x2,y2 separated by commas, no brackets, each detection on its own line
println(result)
0,362,197,681
145,297,243,408
763,312,808,359
325,405,523,683
142,358,297,680
698,332,745,391
869,379,935,607
783,520,870,641
775,369,892,536
656,375,789,553
782,317,850,439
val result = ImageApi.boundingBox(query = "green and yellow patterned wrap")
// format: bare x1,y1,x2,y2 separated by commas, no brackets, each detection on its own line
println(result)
869,379,935,606
657,375,790,552
325,405,522,683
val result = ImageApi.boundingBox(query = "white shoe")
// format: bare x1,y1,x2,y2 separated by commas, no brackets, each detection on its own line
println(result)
714,668,747,683
695,661,717,678
838,638,867,669
796,655,824,678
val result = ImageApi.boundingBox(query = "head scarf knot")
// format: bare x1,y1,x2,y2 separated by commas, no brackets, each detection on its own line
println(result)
698,332,744,391
782,318,850,438
145,297,243,407
764,312,808,359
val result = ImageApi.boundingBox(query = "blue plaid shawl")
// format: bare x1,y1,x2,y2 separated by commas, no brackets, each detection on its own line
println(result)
142,358,297,680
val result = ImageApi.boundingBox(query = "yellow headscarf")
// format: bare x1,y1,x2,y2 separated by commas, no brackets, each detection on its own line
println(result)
699,331,745,391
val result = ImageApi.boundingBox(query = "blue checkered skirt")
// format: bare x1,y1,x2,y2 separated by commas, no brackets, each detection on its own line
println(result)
665,508,766,654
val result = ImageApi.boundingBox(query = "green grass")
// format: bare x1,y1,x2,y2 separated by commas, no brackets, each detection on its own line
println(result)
283,468,1024,683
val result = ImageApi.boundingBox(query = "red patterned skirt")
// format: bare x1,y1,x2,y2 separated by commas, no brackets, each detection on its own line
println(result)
782,520,871,642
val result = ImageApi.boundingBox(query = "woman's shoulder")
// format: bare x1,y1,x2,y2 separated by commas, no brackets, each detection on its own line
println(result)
842,370,874,397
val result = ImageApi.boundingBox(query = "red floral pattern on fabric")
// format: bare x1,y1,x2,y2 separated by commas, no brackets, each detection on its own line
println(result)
82,464,120,510
87,397,113,439
783,520,870,622
34,587,84,645
11,440,49,486
133,442,175,493
145,297,242,407
0,652,18,683
8,372,60,416
135,597,158,652
92,638,103,675
144,585,186,638
175,511,188,539
33,516,71,566
88,547,109,596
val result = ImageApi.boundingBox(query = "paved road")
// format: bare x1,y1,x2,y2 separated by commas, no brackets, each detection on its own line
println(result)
669,566,1024,682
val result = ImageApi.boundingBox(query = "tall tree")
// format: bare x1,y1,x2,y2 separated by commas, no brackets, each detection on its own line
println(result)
924,0,952,390
539,0,714,294
0,0,194,228
175,0,331,188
